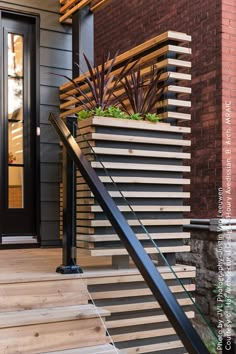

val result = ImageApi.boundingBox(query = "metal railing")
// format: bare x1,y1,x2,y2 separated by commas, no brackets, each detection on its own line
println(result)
49,112,210,354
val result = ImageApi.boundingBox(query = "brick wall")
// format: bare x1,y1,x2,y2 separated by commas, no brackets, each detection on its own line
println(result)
221,0,236,217
94,0,223,218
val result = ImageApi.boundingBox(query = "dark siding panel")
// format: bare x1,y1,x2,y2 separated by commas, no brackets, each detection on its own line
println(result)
1,0,72,245
0,0,59,13
40,66,71,87
41,183,60,202
40,86,60,106
40,144,60,163
41,202,59,221
41,221,61,245
41,30,72,51
40,105,60,124
40,125,59,144
40,47,72,70
0,2,71,32
40,163,61,183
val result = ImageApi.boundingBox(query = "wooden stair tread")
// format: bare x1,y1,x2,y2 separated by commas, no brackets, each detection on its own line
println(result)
43,344,121,354
0,304,110,329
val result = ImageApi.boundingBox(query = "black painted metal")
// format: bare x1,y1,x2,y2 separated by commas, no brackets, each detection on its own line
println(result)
49,112,209,354
72,5,94,77
56,117,83,274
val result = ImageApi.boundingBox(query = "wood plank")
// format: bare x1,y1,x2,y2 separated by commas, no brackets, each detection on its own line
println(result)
159,112,191,120
90,0,111,12
60,31,191,90
76,191,190,198
0,304,109,328
104,298,194,314
45,344,122,354
107,311,194,328
0,316,108,354
76,219,190,227
60,70,191,101
113,327,176,342
90,161,191,172
86,267,196,284
60,57,191,109
77,116,191,133
60,0,92,22
77,232,191,242
92,284,195,300
77,246,191,256
76,133,191,146
0,279,88,312
60,0,77,13
81,147,190,159
77,205,190,213
77,176,190,184
157,98,191,108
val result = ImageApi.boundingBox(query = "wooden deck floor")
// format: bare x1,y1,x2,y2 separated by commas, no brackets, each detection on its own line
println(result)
0,248,112,282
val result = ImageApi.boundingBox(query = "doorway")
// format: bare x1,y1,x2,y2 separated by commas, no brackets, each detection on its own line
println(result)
0,11,40,243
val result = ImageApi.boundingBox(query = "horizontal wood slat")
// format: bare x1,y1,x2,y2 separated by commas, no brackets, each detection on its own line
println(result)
60,30,191,123
77,176,190,184
77,191,190,198
76,219,190,227
76,133,191,147
77,245,191,256
79,147,191,160
77,232,191,242
77,205,190,213
59,0,111,22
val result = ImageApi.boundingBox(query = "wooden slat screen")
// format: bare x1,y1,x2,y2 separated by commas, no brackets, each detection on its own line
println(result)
59,0,111,22
59,31,192,121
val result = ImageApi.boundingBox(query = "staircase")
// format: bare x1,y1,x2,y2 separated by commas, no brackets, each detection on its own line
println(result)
0,270,120,354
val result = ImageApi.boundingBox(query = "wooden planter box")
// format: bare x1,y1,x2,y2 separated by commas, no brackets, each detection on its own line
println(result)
76,116,191,267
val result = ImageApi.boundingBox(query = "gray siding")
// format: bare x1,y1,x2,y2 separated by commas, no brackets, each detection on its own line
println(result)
0,0,72,245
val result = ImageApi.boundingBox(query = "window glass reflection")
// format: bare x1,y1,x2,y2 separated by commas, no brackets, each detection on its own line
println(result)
8,34,23,121
8,121,23,164
8,166,24,208
7,33,24,209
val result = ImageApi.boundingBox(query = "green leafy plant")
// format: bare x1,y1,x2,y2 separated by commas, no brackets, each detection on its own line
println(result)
116,65,167,117
103,106,127,118
129,113,142,120
77,110,93,120
145,113,160,123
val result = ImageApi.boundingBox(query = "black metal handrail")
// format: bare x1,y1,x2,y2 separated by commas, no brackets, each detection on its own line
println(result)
49,112,210,354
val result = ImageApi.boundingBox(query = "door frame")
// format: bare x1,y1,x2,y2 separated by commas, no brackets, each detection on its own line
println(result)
0,8,41,245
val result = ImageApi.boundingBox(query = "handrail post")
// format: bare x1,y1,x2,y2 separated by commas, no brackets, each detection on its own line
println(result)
56,116,83,274
49,113,210,353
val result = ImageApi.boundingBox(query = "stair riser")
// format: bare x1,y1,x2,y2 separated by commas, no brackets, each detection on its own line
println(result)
0,279,88,312
0,317,107,354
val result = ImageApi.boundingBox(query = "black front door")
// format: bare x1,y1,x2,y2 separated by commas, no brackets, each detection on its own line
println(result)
0,11,38,239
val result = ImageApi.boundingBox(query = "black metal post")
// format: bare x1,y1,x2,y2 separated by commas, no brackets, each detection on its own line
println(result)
72,5,94,77
56,117,82,274
49,113,210,354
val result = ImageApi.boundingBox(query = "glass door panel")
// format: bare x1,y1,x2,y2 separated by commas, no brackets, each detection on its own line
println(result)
7,33,24,209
